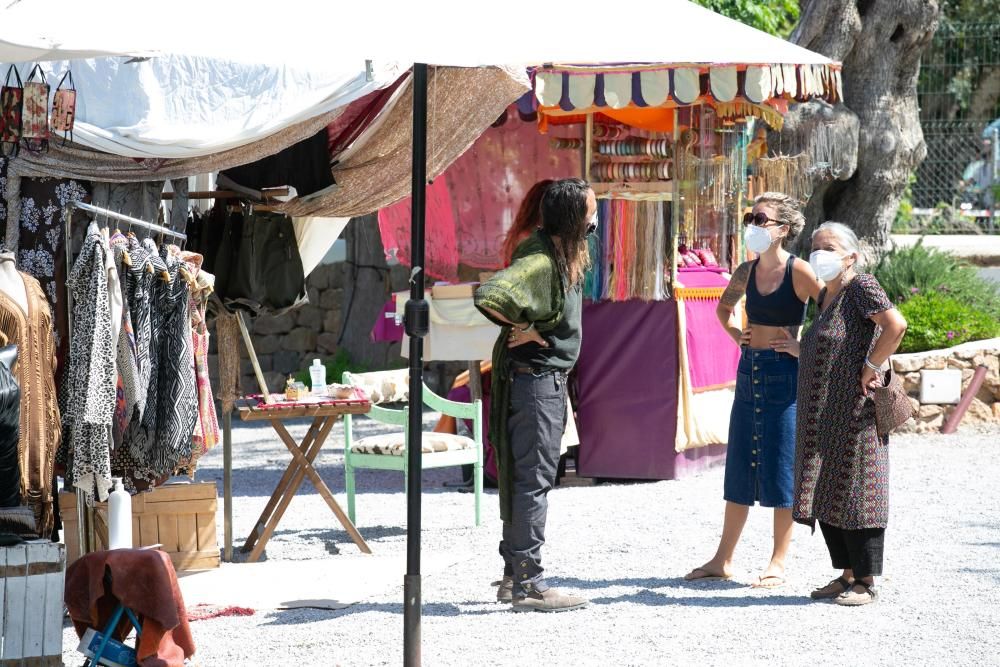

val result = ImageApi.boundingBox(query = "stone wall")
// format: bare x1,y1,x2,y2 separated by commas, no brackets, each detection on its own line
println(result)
206,216,413,395
892,338,1000,433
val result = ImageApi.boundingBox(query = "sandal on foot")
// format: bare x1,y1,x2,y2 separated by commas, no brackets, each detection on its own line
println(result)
811,576,852,600
683,567,731,582
835,581,878,606
751,574,786,589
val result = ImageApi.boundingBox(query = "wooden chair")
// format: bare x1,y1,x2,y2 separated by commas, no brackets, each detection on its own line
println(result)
343,370,483,526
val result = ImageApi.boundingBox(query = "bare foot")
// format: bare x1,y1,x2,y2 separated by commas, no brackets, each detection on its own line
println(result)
751,562,786,588
684,562,732,581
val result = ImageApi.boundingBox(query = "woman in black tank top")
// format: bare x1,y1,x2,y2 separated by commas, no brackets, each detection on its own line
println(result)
685,192,822,587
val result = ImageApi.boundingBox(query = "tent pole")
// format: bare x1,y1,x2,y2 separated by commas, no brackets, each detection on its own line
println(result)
404,62,430,667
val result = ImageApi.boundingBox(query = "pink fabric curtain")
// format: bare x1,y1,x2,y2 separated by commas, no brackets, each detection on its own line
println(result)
680,270,740,391
377,111,581,280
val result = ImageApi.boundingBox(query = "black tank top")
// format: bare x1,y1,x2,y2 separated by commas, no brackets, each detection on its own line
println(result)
745,256,807,326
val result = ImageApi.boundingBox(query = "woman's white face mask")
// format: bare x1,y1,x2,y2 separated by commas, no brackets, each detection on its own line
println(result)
810,249,849,281
744,224,778,254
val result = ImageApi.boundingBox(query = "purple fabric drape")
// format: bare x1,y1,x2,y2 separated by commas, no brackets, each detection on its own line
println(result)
575,300,680,479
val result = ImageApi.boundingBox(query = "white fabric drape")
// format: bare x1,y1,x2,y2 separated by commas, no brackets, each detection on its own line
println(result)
0,56,400,159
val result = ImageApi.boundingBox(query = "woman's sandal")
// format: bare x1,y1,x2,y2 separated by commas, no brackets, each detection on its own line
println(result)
835,580,878,606
810,576,853,600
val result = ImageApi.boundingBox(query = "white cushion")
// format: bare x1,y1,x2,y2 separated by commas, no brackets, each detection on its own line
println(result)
344,370,409,405
350,432,474,456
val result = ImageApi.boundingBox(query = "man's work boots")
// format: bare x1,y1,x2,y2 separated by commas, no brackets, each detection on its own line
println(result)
511,587,589,613
495,576,514,603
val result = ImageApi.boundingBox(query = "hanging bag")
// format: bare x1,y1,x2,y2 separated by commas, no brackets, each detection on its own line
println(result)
873,363,914,438
51,69,77,146
0,65,24,158
21,64,50,153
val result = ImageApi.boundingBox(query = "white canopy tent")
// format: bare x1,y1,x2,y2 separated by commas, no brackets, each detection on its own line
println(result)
1,0,831,68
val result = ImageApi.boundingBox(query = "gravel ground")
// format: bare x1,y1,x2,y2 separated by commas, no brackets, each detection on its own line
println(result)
62,418,1000,666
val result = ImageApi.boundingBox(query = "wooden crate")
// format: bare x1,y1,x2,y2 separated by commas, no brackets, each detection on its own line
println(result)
60,482,219,571
0,541,65,666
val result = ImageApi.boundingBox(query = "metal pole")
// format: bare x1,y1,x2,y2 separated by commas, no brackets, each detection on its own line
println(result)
403,63,430,667
941,365,988,434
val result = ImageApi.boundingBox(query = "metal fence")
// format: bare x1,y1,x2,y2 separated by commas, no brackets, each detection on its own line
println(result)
910,22,1000,232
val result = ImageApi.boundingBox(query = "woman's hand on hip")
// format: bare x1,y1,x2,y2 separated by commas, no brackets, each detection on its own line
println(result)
769,328,800,357
860,366,881,396
508,326,548,349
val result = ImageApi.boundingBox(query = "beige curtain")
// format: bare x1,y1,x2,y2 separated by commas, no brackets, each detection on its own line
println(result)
279,66,529,218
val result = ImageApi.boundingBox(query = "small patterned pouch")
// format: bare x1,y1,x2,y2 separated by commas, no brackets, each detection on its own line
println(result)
21,64,50,152
51,69,76,145
0,65,24,157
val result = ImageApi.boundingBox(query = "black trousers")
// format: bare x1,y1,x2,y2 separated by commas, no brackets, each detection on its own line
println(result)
499,370,567,595
819,521,885,579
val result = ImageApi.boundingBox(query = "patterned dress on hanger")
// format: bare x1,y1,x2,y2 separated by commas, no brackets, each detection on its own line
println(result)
58,222,116,504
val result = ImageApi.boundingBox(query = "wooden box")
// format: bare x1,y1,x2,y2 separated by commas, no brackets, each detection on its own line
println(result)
1,541,65,666
60,482,219,572
431,283,478,300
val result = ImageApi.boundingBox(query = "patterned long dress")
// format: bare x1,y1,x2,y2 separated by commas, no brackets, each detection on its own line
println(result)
793,273,895,530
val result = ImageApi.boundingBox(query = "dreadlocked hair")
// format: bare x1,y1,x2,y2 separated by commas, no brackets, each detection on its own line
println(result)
540,178,592,290
501,179,554,266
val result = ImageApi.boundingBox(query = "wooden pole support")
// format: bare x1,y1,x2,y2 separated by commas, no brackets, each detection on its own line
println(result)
941,365,988,435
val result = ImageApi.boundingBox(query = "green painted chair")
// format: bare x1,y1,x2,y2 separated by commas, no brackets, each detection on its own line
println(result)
343,370,483,526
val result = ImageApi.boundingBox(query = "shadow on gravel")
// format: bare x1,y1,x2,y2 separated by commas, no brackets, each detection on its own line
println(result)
588,590,813,607
259,601,506,624
549,576,743,592
272,525,408,542
193,464,478,498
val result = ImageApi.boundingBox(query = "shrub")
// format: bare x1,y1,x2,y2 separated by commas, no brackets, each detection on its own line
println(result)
872,240,1000,320
896,291,1000,353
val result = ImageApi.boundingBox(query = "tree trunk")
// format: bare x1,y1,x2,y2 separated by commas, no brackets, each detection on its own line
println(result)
780,0,941,258
339,214,410,369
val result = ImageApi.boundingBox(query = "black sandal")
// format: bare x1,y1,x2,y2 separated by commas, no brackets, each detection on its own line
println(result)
835,580,878,606
810,576,852,600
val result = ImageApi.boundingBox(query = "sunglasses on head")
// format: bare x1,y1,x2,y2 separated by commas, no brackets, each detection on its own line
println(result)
742,212,783,227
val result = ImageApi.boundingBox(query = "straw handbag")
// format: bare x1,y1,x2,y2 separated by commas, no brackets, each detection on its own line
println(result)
873,365,913,438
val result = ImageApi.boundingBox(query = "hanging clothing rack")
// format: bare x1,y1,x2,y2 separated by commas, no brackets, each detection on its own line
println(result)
61,200,268,563
60,200,188,557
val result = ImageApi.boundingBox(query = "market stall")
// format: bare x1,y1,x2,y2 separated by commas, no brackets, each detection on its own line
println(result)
0,45,527,580
379,60,841,479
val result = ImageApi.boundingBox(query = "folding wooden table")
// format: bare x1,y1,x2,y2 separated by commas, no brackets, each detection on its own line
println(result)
238,398,373,562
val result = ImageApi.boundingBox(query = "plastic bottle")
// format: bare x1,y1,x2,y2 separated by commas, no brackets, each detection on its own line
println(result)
309,358,327,395
108,477,133,550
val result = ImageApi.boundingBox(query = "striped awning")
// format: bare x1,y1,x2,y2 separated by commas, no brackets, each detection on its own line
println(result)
533,63,842,112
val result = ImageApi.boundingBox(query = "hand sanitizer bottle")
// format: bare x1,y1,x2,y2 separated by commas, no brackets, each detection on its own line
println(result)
108,477,133,549
310,358,327,395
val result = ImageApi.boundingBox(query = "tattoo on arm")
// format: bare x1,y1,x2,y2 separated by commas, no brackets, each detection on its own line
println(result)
720,263,751,308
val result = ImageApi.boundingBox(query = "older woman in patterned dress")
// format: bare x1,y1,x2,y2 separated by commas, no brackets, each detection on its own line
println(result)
790,222,907,606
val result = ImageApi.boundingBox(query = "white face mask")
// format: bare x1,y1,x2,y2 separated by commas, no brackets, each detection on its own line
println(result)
744,224,776,254
810,250,848,281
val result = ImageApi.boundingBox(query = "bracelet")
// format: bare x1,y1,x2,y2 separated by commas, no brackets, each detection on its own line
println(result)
864,357,883,372
519,322,534,333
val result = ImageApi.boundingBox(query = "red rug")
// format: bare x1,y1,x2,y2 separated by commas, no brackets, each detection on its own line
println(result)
186,604,256,622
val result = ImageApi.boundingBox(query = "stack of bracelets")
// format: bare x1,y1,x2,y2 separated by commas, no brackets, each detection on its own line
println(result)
590,161,672,181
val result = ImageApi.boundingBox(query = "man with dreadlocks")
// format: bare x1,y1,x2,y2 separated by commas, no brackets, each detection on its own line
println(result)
474,178,596,613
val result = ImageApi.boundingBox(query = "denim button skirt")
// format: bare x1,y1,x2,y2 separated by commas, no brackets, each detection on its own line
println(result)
723,348,798,508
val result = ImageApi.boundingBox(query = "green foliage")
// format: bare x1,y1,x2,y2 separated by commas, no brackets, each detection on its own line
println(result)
892,174,917,233
293,348,370,387
690,0,799,37
871,240,1000,320
897,291,1000,353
